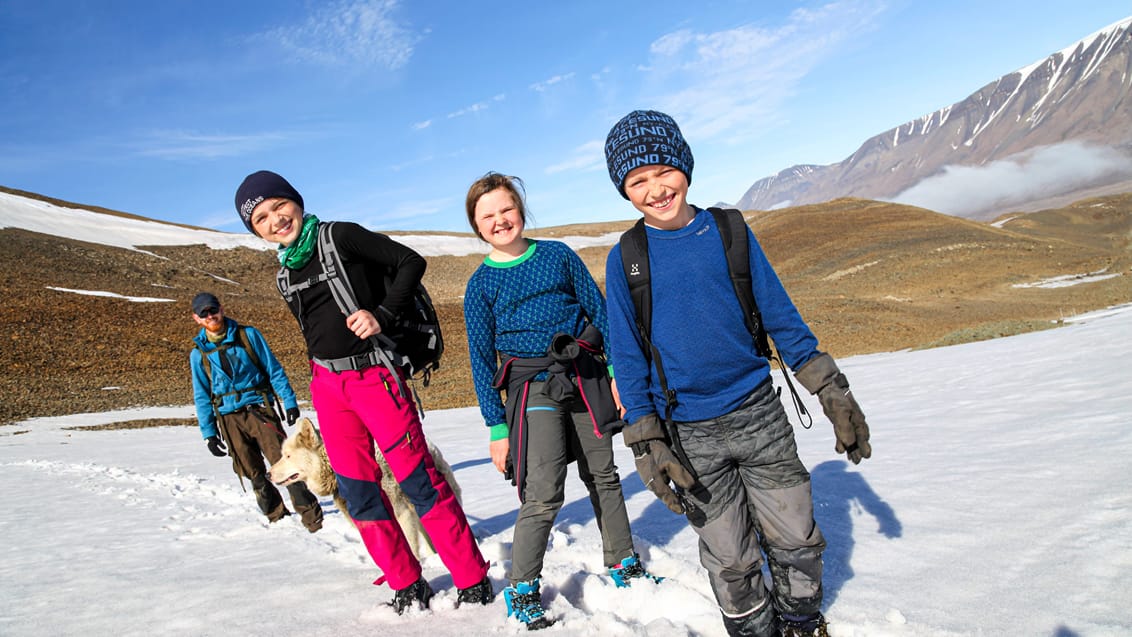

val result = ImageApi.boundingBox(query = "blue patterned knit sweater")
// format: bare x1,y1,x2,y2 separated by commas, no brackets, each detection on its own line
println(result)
463,239,610,429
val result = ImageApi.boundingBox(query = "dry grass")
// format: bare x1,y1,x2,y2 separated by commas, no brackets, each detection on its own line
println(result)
1,194,1128,425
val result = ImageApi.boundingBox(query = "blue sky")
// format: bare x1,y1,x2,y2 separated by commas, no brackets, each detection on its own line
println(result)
1,1,1128,234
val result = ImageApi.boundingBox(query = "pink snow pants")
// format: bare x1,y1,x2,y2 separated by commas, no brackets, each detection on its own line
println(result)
311,361,488,590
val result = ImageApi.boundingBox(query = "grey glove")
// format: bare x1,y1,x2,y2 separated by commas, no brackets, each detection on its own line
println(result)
205,435,227,458
795,353,872,464
624,414,696,514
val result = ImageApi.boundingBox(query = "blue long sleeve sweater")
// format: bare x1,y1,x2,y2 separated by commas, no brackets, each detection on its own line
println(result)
604,208,820,424
463,239,611,429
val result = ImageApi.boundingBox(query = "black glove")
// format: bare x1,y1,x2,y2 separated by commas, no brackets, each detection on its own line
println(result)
623,414,696,514
205,435,227,458
795,353,872,464
286,407,301,426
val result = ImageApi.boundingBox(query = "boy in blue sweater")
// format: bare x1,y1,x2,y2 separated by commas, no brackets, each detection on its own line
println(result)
602,110,872,637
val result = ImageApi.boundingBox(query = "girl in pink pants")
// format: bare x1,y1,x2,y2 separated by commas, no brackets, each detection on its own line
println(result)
235,170,491,614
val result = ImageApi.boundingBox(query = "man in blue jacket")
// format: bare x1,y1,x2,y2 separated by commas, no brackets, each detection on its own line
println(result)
189,291,323,533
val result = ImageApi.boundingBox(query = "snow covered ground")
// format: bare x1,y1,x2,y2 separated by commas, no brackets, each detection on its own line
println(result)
3,305,1130,636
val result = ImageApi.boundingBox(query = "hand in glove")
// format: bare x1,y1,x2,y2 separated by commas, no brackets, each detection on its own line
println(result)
795,353,872,464
205,435,227,458
286,407,301,426
623,414,696,514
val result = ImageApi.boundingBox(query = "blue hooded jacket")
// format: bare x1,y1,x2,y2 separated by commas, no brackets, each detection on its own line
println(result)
189,318,299,439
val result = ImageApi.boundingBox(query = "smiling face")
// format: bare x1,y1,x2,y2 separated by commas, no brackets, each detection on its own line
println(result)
623,164,694,230
250,197,304,246
192,304,225,335
473,187,526,256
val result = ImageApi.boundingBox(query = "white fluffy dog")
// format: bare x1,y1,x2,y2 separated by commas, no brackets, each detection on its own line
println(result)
268,417,462,560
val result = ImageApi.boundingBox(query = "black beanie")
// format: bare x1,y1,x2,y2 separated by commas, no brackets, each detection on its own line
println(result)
604,110,694,199
234,170,304,234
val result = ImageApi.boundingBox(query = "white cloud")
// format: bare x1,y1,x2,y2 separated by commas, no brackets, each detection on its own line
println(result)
889,141,1132,217
267,0,418,70
133,130,291,160
446,94,506,119
642,1,886,142
544,140,605,175
529,72,576,92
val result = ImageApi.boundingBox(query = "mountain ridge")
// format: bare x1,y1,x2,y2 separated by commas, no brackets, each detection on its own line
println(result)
736,17,1132,218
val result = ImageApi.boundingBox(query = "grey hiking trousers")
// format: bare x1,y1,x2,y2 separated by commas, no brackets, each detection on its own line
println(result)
676,380,825,632
510,381,635,583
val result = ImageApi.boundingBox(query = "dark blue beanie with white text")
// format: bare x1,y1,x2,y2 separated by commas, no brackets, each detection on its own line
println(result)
604,110,694,199
234,170,304,234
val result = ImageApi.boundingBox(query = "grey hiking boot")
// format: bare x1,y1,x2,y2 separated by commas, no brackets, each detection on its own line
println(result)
390,577,434,615
780,613,829,637
456,575,494,607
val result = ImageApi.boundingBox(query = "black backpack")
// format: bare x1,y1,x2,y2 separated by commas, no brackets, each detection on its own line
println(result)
276,221,444,387
618,207,809,427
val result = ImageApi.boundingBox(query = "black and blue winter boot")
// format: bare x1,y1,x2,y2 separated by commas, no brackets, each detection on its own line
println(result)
503,578,555,630
608,553,663,588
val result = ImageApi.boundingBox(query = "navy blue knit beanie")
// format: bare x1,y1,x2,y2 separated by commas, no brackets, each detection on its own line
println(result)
604,110,693,199
234,170,304,234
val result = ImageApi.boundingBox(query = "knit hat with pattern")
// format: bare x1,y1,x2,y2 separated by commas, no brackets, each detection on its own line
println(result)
604,110,693,199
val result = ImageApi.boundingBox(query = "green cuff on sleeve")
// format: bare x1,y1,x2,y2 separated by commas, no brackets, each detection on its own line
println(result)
607,364,615,379
489,422,509,441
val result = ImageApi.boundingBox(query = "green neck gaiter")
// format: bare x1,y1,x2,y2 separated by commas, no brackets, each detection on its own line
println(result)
278,214,321,269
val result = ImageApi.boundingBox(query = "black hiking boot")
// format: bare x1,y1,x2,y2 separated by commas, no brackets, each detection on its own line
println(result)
455,575,494,607
780,613,830,637
389,577,434,615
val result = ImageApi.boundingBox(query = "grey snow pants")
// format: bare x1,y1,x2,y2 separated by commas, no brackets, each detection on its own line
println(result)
676,379,825,634
509,381,635,583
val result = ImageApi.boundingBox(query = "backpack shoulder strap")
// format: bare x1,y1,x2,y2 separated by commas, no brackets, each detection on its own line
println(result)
192,341,213,390
618,219,679,423
708,207,771,359
317,221,362,316
234,324,281,414
618,218,652,338
234,326,265,380
708,208,812,427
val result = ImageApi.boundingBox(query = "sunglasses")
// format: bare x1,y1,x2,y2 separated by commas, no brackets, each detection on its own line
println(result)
197,307,220,318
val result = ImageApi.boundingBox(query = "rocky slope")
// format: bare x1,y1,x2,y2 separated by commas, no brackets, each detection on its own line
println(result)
2,194,1129,425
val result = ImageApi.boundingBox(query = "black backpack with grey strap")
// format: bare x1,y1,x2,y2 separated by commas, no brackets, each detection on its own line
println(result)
275,221,444,387
618,207,809,428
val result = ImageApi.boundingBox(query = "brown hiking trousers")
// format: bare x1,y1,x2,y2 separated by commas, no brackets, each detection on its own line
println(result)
216,405,323,531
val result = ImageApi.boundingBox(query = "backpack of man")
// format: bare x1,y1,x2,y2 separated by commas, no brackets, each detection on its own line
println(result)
193,325,281,420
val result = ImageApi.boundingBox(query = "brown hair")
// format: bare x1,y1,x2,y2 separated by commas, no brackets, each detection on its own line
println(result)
464,172,530,240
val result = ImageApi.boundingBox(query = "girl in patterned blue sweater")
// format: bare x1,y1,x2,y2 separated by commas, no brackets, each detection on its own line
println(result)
463,172,659,630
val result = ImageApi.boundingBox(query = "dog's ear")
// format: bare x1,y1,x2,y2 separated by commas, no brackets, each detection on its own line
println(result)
296,417,318,446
